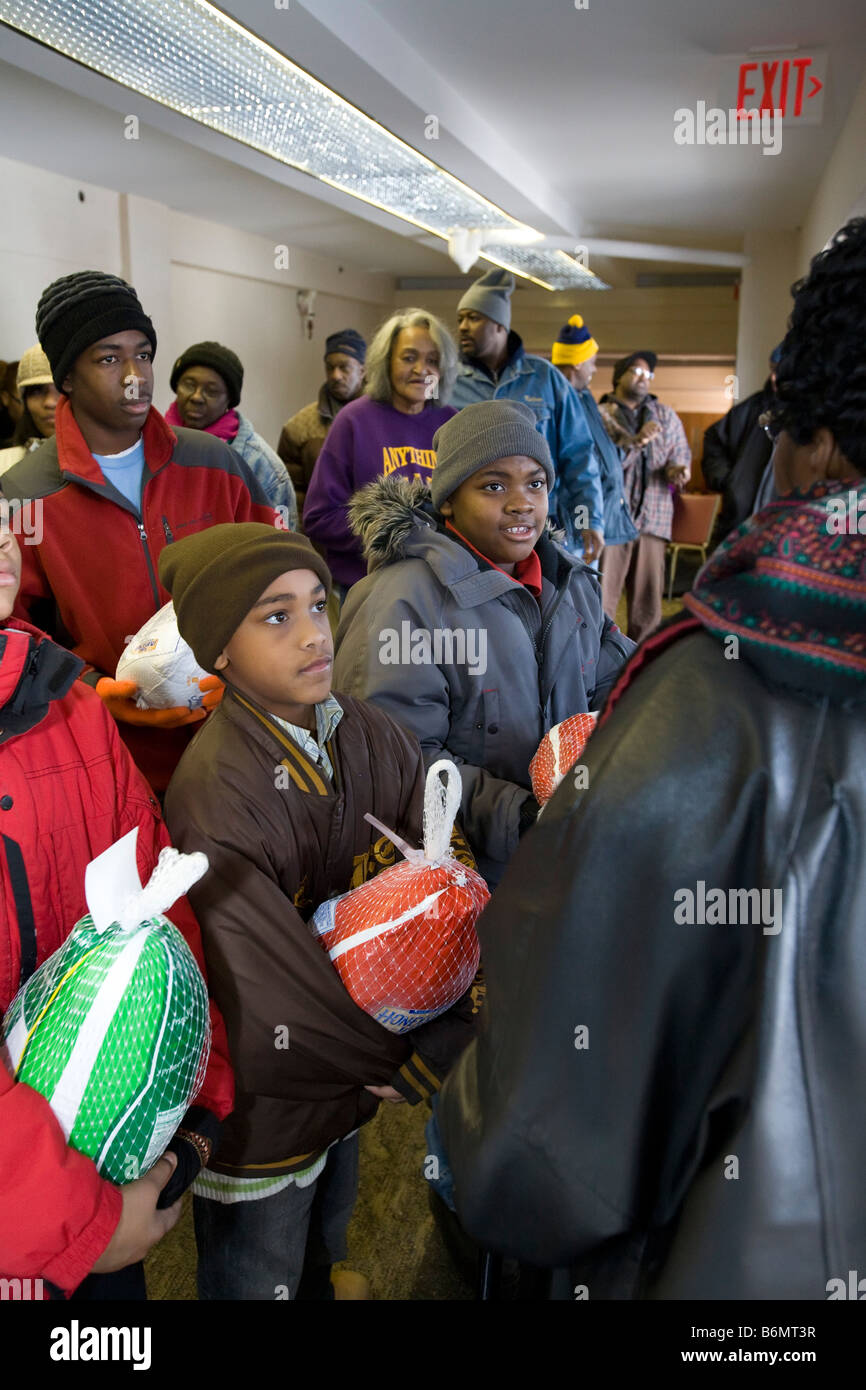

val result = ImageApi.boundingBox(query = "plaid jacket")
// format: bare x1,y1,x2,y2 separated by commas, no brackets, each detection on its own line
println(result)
598,395,691,540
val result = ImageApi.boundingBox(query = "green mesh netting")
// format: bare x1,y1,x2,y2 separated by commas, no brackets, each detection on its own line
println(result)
3,913,210,1184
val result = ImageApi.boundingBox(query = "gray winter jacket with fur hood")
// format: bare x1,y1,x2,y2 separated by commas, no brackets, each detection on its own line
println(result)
334,476,635,884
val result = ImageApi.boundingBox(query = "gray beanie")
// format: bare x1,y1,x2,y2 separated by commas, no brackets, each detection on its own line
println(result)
431,400,554,511
457,269,515,331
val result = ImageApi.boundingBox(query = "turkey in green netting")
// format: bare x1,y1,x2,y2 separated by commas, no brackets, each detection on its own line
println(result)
1,829,211,1185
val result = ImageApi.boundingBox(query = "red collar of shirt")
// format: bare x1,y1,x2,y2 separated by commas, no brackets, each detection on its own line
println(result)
54,394,176,485
445,521,543,596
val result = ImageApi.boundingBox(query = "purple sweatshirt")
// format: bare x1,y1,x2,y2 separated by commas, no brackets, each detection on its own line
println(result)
302,395,457,587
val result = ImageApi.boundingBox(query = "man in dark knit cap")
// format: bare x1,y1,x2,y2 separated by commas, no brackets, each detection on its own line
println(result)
277,328,367,526
0,270,277,792
451,269,605,566
160,522,480,1300
168,341,297,522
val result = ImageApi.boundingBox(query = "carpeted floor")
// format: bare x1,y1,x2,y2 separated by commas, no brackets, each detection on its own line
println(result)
144,1100,474,1301
146,586,686,1301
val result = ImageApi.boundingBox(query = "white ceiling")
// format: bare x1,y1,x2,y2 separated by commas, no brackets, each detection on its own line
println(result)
1,0,865,285
362,0,866,237
0,56,452,276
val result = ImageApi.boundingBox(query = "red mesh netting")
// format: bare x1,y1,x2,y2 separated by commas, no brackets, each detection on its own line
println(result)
310,761,489,1034
529,712,598,806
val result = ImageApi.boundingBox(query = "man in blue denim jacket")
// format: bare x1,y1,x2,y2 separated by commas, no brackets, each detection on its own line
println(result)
452,270,604,565
552,315,639,618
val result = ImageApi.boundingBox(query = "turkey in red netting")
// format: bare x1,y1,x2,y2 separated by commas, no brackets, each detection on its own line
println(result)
529,712,598,806
310,761,488,1034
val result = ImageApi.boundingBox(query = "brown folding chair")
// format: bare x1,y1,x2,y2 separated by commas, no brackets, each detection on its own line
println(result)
666,492,722,600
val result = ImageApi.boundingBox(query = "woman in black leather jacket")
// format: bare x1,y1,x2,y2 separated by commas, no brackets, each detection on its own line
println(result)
437,218,866,1300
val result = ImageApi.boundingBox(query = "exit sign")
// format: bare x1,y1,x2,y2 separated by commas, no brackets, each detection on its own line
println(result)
719,52,827,125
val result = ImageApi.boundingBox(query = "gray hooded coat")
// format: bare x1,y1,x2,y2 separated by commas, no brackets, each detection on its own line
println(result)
334,476,635,884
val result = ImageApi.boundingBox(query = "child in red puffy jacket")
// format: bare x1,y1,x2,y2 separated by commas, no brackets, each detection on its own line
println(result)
0,502,234,1298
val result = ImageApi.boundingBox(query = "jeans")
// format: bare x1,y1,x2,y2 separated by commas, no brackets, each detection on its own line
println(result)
424,1099,457,1212
193,1135,359,1301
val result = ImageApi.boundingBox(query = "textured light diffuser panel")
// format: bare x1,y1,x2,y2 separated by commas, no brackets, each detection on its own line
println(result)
483,246,607,290
0,0,605,289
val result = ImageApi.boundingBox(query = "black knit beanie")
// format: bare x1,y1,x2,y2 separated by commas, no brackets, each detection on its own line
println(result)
170,342,244,409
324,329,366,364
158,523,332,674
36,271,157,393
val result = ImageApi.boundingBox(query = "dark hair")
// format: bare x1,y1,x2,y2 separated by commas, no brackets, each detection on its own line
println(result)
770,218,866,474
13,382,57,447
0,361,19,398
0,361,21,442
12,402,40,447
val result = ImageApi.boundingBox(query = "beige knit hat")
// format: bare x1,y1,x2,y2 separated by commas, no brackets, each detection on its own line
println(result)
17,345,54,393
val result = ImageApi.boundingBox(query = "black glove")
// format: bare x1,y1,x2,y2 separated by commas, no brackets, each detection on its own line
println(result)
518,795,541,836
156,1105,222,1209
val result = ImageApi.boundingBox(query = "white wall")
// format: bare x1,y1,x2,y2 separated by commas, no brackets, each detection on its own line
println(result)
0,156,395,449
731,72,866,396
796,68,866,276
166,260,387,448
0,160,122,359
735,229,798,399
163,210,392,446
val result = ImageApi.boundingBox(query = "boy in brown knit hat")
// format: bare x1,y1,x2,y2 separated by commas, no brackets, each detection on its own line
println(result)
160,523,479,1301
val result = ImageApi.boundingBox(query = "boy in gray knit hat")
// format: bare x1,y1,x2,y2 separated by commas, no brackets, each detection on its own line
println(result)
334,399,634,888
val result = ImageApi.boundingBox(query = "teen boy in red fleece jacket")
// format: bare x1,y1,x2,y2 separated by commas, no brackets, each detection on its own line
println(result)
0,270,277,793
0,501,234,1298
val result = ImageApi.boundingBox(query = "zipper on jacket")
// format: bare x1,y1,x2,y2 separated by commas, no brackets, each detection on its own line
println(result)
162,515,174,545
509,589,542,654
536,583,570,665
3,834,38,990
137,522,162,611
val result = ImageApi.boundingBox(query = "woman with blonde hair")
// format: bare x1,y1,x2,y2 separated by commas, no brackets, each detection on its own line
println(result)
303,307,458,590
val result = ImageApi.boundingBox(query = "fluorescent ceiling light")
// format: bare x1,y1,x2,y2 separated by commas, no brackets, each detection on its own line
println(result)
0,0,606,290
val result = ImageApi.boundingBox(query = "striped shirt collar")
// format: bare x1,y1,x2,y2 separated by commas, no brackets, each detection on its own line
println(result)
272,692,343,749
271,693,343,766
230,689,344,794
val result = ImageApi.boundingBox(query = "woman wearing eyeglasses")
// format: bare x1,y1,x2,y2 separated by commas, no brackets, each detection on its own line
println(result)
597,352,691,640
167,341,297,523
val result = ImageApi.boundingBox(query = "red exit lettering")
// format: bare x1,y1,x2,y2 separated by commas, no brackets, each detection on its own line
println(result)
736,55,823,119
